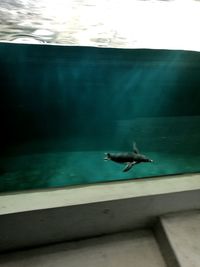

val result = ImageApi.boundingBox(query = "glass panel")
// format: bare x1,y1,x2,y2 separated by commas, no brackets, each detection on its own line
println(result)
1,1,200,192
0,44,200,192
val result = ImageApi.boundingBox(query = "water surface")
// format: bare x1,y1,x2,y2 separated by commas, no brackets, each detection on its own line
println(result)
0,0,200,51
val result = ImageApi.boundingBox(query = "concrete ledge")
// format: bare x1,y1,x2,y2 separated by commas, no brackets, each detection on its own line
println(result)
157,210,200,267
1,173,200,215
0,173,200,252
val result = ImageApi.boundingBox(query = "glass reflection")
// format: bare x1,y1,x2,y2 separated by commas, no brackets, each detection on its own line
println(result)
0,1,200,50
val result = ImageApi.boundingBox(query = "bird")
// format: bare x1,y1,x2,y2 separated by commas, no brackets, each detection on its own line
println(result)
104,142,153,172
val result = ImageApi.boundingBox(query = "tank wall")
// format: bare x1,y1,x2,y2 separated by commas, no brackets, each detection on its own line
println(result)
1,44,200,153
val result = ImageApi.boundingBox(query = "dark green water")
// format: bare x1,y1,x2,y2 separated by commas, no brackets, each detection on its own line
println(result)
0,43,200,192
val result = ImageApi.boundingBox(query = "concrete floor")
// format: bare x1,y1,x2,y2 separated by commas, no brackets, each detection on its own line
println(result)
1,209,200,267
0,230,166,267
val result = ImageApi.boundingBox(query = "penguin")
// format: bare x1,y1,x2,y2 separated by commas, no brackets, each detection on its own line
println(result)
104,142,153,172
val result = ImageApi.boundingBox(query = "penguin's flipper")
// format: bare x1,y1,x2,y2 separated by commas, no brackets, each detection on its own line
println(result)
133,142,139,154
123,162,136,172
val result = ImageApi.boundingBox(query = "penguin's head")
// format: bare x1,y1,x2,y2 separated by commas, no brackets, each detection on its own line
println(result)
140,155,153,163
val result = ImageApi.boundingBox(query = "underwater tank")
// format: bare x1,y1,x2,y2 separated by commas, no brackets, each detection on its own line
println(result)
0,43,200,193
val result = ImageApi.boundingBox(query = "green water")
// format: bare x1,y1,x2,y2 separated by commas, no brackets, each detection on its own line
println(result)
0,44,200,192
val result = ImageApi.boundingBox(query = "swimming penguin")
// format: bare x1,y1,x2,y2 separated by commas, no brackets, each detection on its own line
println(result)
104,143,153,172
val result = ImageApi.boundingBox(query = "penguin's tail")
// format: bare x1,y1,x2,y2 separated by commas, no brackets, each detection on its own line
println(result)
104,153,111,160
